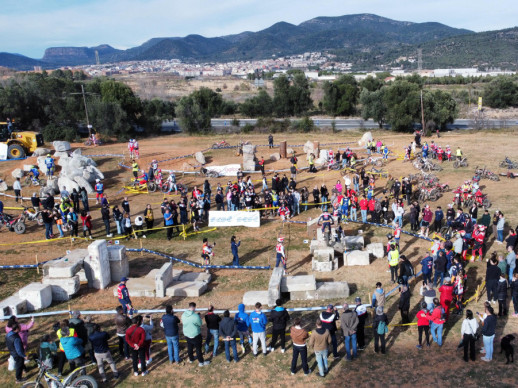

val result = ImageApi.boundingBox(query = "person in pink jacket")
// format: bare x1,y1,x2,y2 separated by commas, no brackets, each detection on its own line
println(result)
6,316,34,350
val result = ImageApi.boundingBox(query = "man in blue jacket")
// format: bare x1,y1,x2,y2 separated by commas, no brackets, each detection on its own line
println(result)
420,254,434,285
161,305,181,364
235,304,251,354
249,302,268,357
89,324,119,382
6,324,28,383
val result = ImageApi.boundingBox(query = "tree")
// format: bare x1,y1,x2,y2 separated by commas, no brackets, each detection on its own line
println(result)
359,88,387,128
360,76,383,92
176,87,225,133
423,90,458,130
383,80,421,131
483,77,518,108
290,73,313,116
273,75,292,117
240,90,273,117
322,75,358,116
100,79,142,122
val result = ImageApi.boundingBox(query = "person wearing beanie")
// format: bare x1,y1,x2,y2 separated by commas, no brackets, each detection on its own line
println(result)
268,299,290,353
354,297,367,350
372,307,388,354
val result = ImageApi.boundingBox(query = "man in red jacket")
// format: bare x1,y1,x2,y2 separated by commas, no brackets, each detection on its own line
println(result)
125,315,148,377
368,197,376,222
439,279,454,320
359,196,369,223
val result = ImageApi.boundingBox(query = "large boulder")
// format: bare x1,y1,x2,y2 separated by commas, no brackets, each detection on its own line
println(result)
270,153,281,161
36,156,47,172
85,165,104,180
45,177,59,193
0,180,7,192
303,140,315,155
11,168,24,179
287,148,294,155
57,155,70,167
71,148,82,156
242,144,256,154
194,152,206,165
52,141,71,152
73,176,94,193
54,151,69,158
358,131,373,147
82,170,94,183
32,147,51,157
58,176,80,193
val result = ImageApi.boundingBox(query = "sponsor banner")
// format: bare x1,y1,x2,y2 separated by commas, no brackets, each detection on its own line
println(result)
205,164,241,177
209,211,260,227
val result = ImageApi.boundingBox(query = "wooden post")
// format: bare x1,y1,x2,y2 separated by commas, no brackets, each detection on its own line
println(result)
35,255,39,274
313,141,320,157
280,141,287,158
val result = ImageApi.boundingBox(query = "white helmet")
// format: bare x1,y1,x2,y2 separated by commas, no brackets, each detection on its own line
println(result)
96,179,100,183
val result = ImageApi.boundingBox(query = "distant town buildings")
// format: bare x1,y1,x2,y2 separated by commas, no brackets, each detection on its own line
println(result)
67,51,515,81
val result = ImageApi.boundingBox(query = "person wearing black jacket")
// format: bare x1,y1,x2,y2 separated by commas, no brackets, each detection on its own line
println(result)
89,324,119,382
433,251,448,287
44,193,55,210
486,257,501,303
312,186,320,204
161,305,181,364
496,274,508,316
71,189,80,211
268,299,290,353
80,187,89,211
320,305,340,358
398,286,411,324
6,324,27,383
204,306,221,357
354,297,368,350
510,272,518,316
42,209,54,239
372,307,389,354
101,204,112,237
215,190,224,210
219,310,239,362
479,305,497,361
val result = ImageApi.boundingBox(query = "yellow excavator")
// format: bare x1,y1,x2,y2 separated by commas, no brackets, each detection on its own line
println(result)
0,121,44,159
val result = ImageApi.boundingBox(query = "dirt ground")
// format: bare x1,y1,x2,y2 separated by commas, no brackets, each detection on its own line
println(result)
1,129,518,386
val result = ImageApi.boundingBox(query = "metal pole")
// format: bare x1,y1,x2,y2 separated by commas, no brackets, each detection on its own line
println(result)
81,84,91,137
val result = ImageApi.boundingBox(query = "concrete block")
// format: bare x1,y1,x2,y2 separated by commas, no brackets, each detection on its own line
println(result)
144,269,161,279
77,269,87,282
195,151,206,165
290,281,349,301
172,269,184,281
85,240,111,289
107,245,129,283
242,144,257,154
342,236,364,250
42,275,80,301
366,242,385,259
165,281,207,297
344,250,370,266
270,153,281,161
18,283,52,311
113,277,155,298
52,141,71,152
319,149,329,160
0,296,27,319
268,267,284,307
243,290,269,307
42,250,87,278
11,168,24,179
243,160,256,171
155,262,174,298
313,247,334,262
311,257,339,272
178,272,212,283
310,239,326,255
280,275,316,292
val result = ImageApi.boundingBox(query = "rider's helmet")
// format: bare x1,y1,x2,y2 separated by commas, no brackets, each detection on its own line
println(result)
47,154,51,157
152,159,157,163
96,179,100,183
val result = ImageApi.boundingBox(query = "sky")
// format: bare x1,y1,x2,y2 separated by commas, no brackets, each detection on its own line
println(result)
1,0,517,58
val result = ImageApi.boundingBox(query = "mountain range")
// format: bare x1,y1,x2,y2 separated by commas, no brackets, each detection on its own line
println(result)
1,13,517,71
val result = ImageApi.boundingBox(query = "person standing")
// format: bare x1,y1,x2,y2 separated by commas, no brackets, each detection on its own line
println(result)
125,316,148,376
6,324,28,384
416,302,430,349
372,307,389,354
496,212,505,244
114,306,131,360
160,305,181,364
101,204,113,238
268,134,274,148
13,177,22,203
219,310,239,363
353,297,367,350
275,237,287,271
460,310,478,362
511,272,518,317
144,204,154,234
320,305,340,359
497,273,508,316
182,302,209,367
204,306,221,358
268,299,290,353
42,209,54,240
308,319,331,378
420,254,434,285
506,245,516,281
235,304,251,354
425,298,445,347
398,285,411,324
250,302,268,357
164,208,174,241
486,257,501,304
388,244,399,284
81,210,93,239
117,277,133,315
67,207,79,241
231,236,241,266
340,303,359,361
479,305,497,362
89,324,119,382
439,279,454,320
290,318,310,376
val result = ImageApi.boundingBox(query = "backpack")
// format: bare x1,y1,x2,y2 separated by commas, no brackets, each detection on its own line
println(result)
377,320,388,335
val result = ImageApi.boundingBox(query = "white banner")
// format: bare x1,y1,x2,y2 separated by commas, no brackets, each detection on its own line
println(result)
0,144,7,160
209,211,260,228
205,164,241,177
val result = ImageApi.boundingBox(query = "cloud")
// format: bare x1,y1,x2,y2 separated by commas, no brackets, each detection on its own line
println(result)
0,0,517,58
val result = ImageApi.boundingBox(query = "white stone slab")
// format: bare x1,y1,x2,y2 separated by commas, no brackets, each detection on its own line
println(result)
313,247,334,262
366,242,385,259
280,275,316,292
155,262,174,298
165,281,207,297
195,151,206,165
18,283,52,311
42,275,80,301
290,281,349,301
172,269,184,281
342,236,364,250
0,296,27,319
311,257,339,272
42,250,87,278
242,290,269,307
344,250,370,266
178,272,212,283
268,267,284,307
113,277,155,298
107,245,129,283
85,240,111,289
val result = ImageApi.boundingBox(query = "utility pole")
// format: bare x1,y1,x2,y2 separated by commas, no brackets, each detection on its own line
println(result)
420,89,426,134
81,84,92,137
